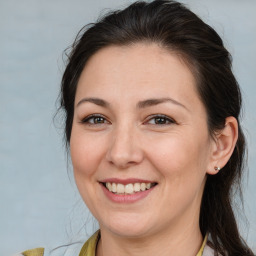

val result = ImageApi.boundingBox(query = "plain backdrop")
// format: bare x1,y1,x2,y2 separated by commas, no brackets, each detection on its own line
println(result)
0,0,255,255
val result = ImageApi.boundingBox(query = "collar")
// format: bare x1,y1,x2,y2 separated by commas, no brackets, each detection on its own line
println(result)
79,231,211,256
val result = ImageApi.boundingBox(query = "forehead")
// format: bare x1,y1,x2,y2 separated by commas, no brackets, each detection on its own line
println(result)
75,43,201,109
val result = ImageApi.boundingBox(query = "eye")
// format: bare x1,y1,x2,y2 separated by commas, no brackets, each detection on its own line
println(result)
145,115,176,125
81,114,109,125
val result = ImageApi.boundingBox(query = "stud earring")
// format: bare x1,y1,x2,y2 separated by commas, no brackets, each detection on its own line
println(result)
214,166,221,171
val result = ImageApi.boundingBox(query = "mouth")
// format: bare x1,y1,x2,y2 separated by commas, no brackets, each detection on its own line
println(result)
101,182,157,195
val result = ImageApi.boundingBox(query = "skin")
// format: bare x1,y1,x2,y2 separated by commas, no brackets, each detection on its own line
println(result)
70,43,238,256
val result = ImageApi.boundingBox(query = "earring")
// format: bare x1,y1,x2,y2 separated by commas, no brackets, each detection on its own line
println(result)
214,166,221,171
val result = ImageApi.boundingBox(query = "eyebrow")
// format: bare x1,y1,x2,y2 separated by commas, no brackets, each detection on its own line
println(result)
76,97,110,108
76,97,188,111
137,98,188,110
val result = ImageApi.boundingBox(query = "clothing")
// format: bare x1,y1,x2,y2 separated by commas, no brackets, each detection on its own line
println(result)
22,248,44,256
79,231,213,256
19,230,214,256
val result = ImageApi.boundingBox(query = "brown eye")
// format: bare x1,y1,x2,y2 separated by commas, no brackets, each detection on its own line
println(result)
154,117,168,124
93,116,105,124
146,115,176,125
82,114,109,125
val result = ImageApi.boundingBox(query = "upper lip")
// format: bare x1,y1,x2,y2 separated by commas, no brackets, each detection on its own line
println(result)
100,178,157,185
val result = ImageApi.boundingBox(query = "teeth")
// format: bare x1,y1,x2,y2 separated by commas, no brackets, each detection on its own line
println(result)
106,182,112,191
125,184,134,194
141,183,146,191
117,183,125,193
105,182,154,194
134,183,140,192
112,183,117,193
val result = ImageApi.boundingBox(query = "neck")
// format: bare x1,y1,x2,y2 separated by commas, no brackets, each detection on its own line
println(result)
96,216,203,256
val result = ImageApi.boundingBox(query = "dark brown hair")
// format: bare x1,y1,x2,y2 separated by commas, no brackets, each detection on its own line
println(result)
60,1,253,255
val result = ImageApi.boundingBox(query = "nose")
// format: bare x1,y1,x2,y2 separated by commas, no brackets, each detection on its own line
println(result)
106,124,144,169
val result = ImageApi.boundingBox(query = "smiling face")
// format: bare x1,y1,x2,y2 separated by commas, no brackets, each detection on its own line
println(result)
70,43,216,239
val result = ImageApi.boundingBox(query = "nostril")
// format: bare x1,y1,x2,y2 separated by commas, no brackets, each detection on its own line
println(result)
106,145,144,169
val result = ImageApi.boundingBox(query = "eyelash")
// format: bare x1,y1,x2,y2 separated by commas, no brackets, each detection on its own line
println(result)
81,114,110,125
80,114,176,126
144,114,176,126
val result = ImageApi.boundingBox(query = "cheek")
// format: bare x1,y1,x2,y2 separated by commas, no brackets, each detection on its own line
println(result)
145,132,210,183
70,128,105,180
146,134,210,216
70,128,108,211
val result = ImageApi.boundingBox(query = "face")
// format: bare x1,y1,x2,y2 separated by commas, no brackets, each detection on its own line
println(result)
70,43,215,239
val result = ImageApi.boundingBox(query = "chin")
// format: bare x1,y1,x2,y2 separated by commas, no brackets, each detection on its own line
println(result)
100,212,154,238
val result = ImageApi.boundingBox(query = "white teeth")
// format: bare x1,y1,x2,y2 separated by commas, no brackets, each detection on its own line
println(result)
134,183,140,192
112,183,117,193
105,182,155,194
117,183,125,193
125,184,134,194
140,183,146,191
106,182,112,191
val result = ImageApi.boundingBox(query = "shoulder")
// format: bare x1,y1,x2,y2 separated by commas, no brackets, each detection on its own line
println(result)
16,231,100,256
19,248,44,256
79,231,100,256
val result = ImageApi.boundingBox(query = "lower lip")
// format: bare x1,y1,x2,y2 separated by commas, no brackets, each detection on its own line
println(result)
100,183,156,203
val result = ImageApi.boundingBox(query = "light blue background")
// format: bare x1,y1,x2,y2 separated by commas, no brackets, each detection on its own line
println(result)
0,0,255,255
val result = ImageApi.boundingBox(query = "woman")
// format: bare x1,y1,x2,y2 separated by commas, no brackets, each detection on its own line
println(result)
20,0,254,255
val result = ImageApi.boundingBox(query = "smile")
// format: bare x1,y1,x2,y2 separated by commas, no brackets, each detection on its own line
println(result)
103,182,157,194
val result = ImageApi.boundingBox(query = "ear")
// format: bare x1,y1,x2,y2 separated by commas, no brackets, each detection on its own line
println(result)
207,116,238,175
